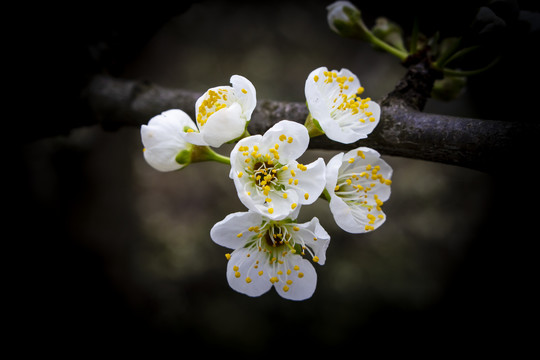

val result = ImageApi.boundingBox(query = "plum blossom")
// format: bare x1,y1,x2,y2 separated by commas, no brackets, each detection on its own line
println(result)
305,66,380,144
210,211,330,301
140,109,196,172
182,75,256,147
229,120,326,220
325,147,392,233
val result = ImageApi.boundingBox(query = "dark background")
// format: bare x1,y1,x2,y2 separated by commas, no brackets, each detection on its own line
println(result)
12,0,539,356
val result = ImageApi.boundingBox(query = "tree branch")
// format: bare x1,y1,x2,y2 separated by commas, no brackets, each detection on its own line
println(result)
85,74,538,173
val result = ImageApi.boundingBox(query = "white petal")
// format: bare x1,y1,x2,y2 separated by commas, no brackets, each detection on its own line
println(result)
260,120,309,162
274,256,317,301
266,189,300,221
295,217,331,265
329,194,363,233
201,102,245,147
230,75,257,120
325,152,344,192
180,131,210,146
289,158,326,205
210,212,263,249
141,109,194,149
329,193,387,234
227,248,273,297
142,143,184,172
323,118,365,144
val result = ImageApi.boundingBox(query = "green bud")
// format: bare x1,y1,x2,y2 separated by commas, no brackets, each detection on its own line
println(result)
372,17,406,52
175,148,192,166
304,113,325,138
431,75,467,101
327,1,365,39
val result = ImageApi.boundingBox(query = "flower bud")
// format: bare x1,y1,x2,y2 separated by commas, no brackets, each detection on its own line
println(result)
371,17,406,52
326,1,364,38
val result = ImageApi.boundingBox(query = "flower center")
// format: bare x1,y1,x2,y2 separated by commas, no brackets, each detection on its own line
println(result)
253,161,278,188
316,70,376,125
196,88,230,127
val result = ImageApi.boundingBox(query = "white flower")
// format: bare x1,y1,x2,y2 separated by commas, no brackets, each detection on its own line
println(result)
230,120,326,220
325,147,392,233
182,75,256,147
210,211,330,301
326,1,361,35
305,66,380,144
140,109,196,172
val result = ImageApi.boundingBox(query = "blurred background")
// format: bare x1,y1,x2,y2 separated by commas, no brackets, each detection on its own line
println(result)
15,0,539,356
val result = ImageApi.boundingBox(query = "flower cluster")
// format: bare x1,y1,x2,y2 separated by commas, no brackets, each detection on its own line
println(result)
140,67,392,301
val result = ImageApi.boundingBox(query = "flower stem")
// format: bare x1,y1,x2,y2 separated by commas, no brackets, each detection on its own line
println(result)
355,18,408,61
442,56,500,77
191,145,231,165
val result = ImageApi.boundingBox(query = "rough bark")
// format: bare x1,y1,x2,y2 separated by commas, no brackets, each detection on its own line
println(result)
84,74,538,173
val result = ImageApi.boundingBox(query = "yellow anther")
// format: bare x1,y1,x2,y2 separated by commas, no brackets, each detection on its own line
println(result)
335,185,340,191
235,271,241,278
346,179,352,185
241,89,247,94
290,169,296,177
314,75,319,82
279,134,287,141
293,265,300,271
286,280,293,285
294,179,299,185
283,285,290,292
365,225,375,231
313,256,319,263
270,277,279,284
225,253,231,260
304,193,309,200
291,203,297,209
369,117,376,122
245,158,251,163
281,166,288,171
265,197,272,203
298,272,304,278
378,214,385,219
357,87,364,94
287,137,293,143
258,270,264,276
233,265,239,271
384,179,392,185
237,172,243,178
348,158,355,163
348,76,354,82
245,277,252,283
237,233,243,238
288,178,294,185
366,164,372,171
268,208,274,214
293,226,300,231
